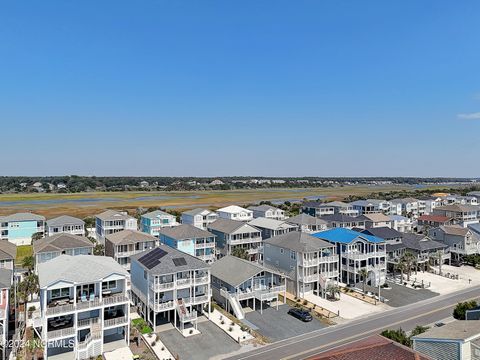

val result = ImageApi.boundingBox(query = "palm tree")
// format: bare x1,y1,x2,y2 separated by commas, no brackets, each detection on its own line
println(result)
401,252,416,281
359,268,369,294
231,248,249,260
431,250,444,276
326,283,341,300
22,255,35,274
394,261,406,284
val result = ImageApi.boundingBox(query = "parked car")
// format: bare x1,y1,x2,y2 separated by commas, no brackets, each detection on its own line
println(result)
288,308,312,322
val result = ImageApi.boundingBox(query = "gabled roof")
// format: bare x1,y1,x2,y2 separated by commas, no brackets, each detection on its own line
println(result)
439,225,470,236
359,213,391,223
412,319,480,341
401,233,447,251
131,244,209,275
248,204,281,212
390,197,419,204
310,334,429,360
33,233,93,254
96,210,134,221
286,213,328,226
207,218,258,234
211,255,277,287
46,215,84,227
303,201,331,208
248,218,296,231
418,215,452,223
435,204,480,212
0,241,17,261
158,224,214,240
142,210,175,219
182,208,215,216
105,230,158,245
325,201,351,208
362,227,402,240
216,205,252,214
0,212,45,222
349,200,377,207
38,255,129,288
265,231,334,252
312,228,384,244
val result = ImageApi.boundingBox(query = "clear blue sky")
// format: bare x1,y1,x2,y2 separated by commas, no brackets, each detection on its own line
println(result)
1,1,479,177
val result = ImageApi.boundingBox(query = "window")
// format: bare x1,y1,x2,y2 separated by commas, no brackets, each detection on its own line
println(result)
102,280,117,290
51,287,70,299
290,250,296,260
144,270,147,280
280,248,284,254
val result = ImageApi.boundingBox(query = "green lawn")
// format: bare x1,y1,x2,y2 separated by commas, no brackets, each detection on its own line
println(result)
16,245,33,265
131,318,153,334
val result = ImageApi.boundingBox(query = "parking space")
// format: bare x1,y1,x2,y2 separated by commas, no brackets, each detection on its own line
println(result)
383,282,439,307
244,304,326,342
159,321,241,360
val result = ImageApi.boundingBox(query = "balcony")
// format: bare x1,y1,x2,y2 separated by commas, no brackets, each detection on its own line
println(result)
342,251,386,260
299,274,319,283
150,281,175,292
149,300,175,312
192,294,209,304
46,293,128,315
176,278,192,288
46,326,75,340
194,275,209,285
116,249,140,257
104,316,128,328
229,237,262,245
195,242,215,249
179,309,197,323
77,317,99,328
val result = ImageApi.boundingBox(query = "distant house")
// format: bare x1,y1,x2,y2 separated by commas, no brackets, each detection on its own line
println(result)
180,208,218,230
248,218,297,239
95,210,138,243
211,255,286,319
105,230,159,271
311,334,429,360
359,213,392,229
264,231,338,298
140,210,179,236
33,233,94,272
433,204,480,226
139,181,149,188
390,198,420,216
324,201,359,217
389,215,412,233
320,214,366,229
207,219,262,262
248,205,286,220
0,212,46,245
301,201,335,218
216,205,253,222
46,215,85,237
412,320,480,360
417,214,453,230
285,213,328,233
365,199,392,214
158,224,216,263
209,179,224,186
312,228,387,286
349,200,382,215
429,225,480,262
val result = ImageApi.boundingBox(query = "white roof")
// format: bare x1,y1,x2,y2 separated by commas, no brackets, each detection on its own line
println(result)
248,217,296,231
38,255,128,288
217,205,252,214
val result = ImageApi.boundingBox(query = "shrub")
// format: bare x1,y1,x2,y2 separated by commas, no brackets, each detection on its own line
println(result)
221,320,225,325
231,321,235,326
189,329,193,334
453,300,478,320
151,341,156,347
228,327,233,332
303,300,308,305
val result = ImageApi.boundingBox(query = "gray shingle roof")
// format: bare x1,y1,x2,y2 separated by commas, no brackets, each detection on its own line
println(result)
0,212,45,222
400,233,447,251
412,320,480,341
320,214,362,223
182,208,214,216
131,244,209,275
211,255,276,287
142,210,174,219
435,204,480,212
96,210,134,221
362,227,402,240
248,205,280,212
286,213,328,226
33,233,94,254
105,230,158,245
265,231,334,252
38,255,129,288
158,224,214,240
207,218,257,234
46,215,84,227
248,218,296,231
0,241,17,261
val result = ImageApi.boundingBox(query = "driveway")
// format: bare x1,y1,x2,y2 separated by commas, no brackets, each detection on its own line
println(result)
244,304,326,342
383,281,439,307
159,321,241,360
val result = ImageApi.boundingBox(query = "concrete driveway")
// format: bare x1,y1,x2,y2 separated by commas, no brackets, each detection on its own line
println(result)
159,320,241,360
244,304,326,342
383,282,439,307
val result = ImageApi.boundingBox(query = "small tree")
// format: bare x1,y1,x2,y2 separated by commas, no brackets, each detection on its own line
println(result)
380,328,410,346
231,248,249,260
410,325,429,337
453,301,478,320
22,255,35,274
326,283,341,300
31,232,43,242
359,269,368,294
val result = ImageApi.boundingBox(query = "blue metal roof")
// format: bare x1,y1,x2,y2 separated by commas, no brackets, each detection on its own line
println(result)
311,228,385,244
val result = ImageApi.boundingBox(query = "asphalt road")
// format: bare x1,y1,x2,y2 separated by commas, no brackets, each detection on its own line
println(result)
225,285,480,360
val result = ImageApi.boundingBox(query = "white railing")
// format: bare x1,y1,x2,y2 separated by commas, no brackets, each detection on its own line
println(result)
302,258,319,267
46,303,75,316
299,274,319,282
176,278,192,287
229,237,262,245
195,242,215,249
77,317,99,328
179,309,197,323
77,297,102,310
194,275,209,284
116,249,140,257
46,327,75,339
149,300,175,312
104,316,128,328
103,294,129,306
192,294,209,304
150,281,175,291
77,331,101,351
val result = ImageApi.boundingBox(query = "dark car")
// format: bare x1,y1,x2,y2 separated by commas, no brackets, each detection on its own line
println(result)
288,308,313,322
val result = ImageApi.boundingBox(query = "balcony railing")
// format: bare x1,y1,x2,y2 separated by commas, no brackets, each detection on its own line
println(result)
150,281,175,292
149,300,175,312
176,278,192,287
46,303,75,316
46,326,75,340
77,317,99,328
179,309,197,323
78,331,101,351
229,237,262,245
299,274,319,283
195,242,215,249
192,294,209,304
194,275,209,284
46,293,128,315
104,316,128,328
